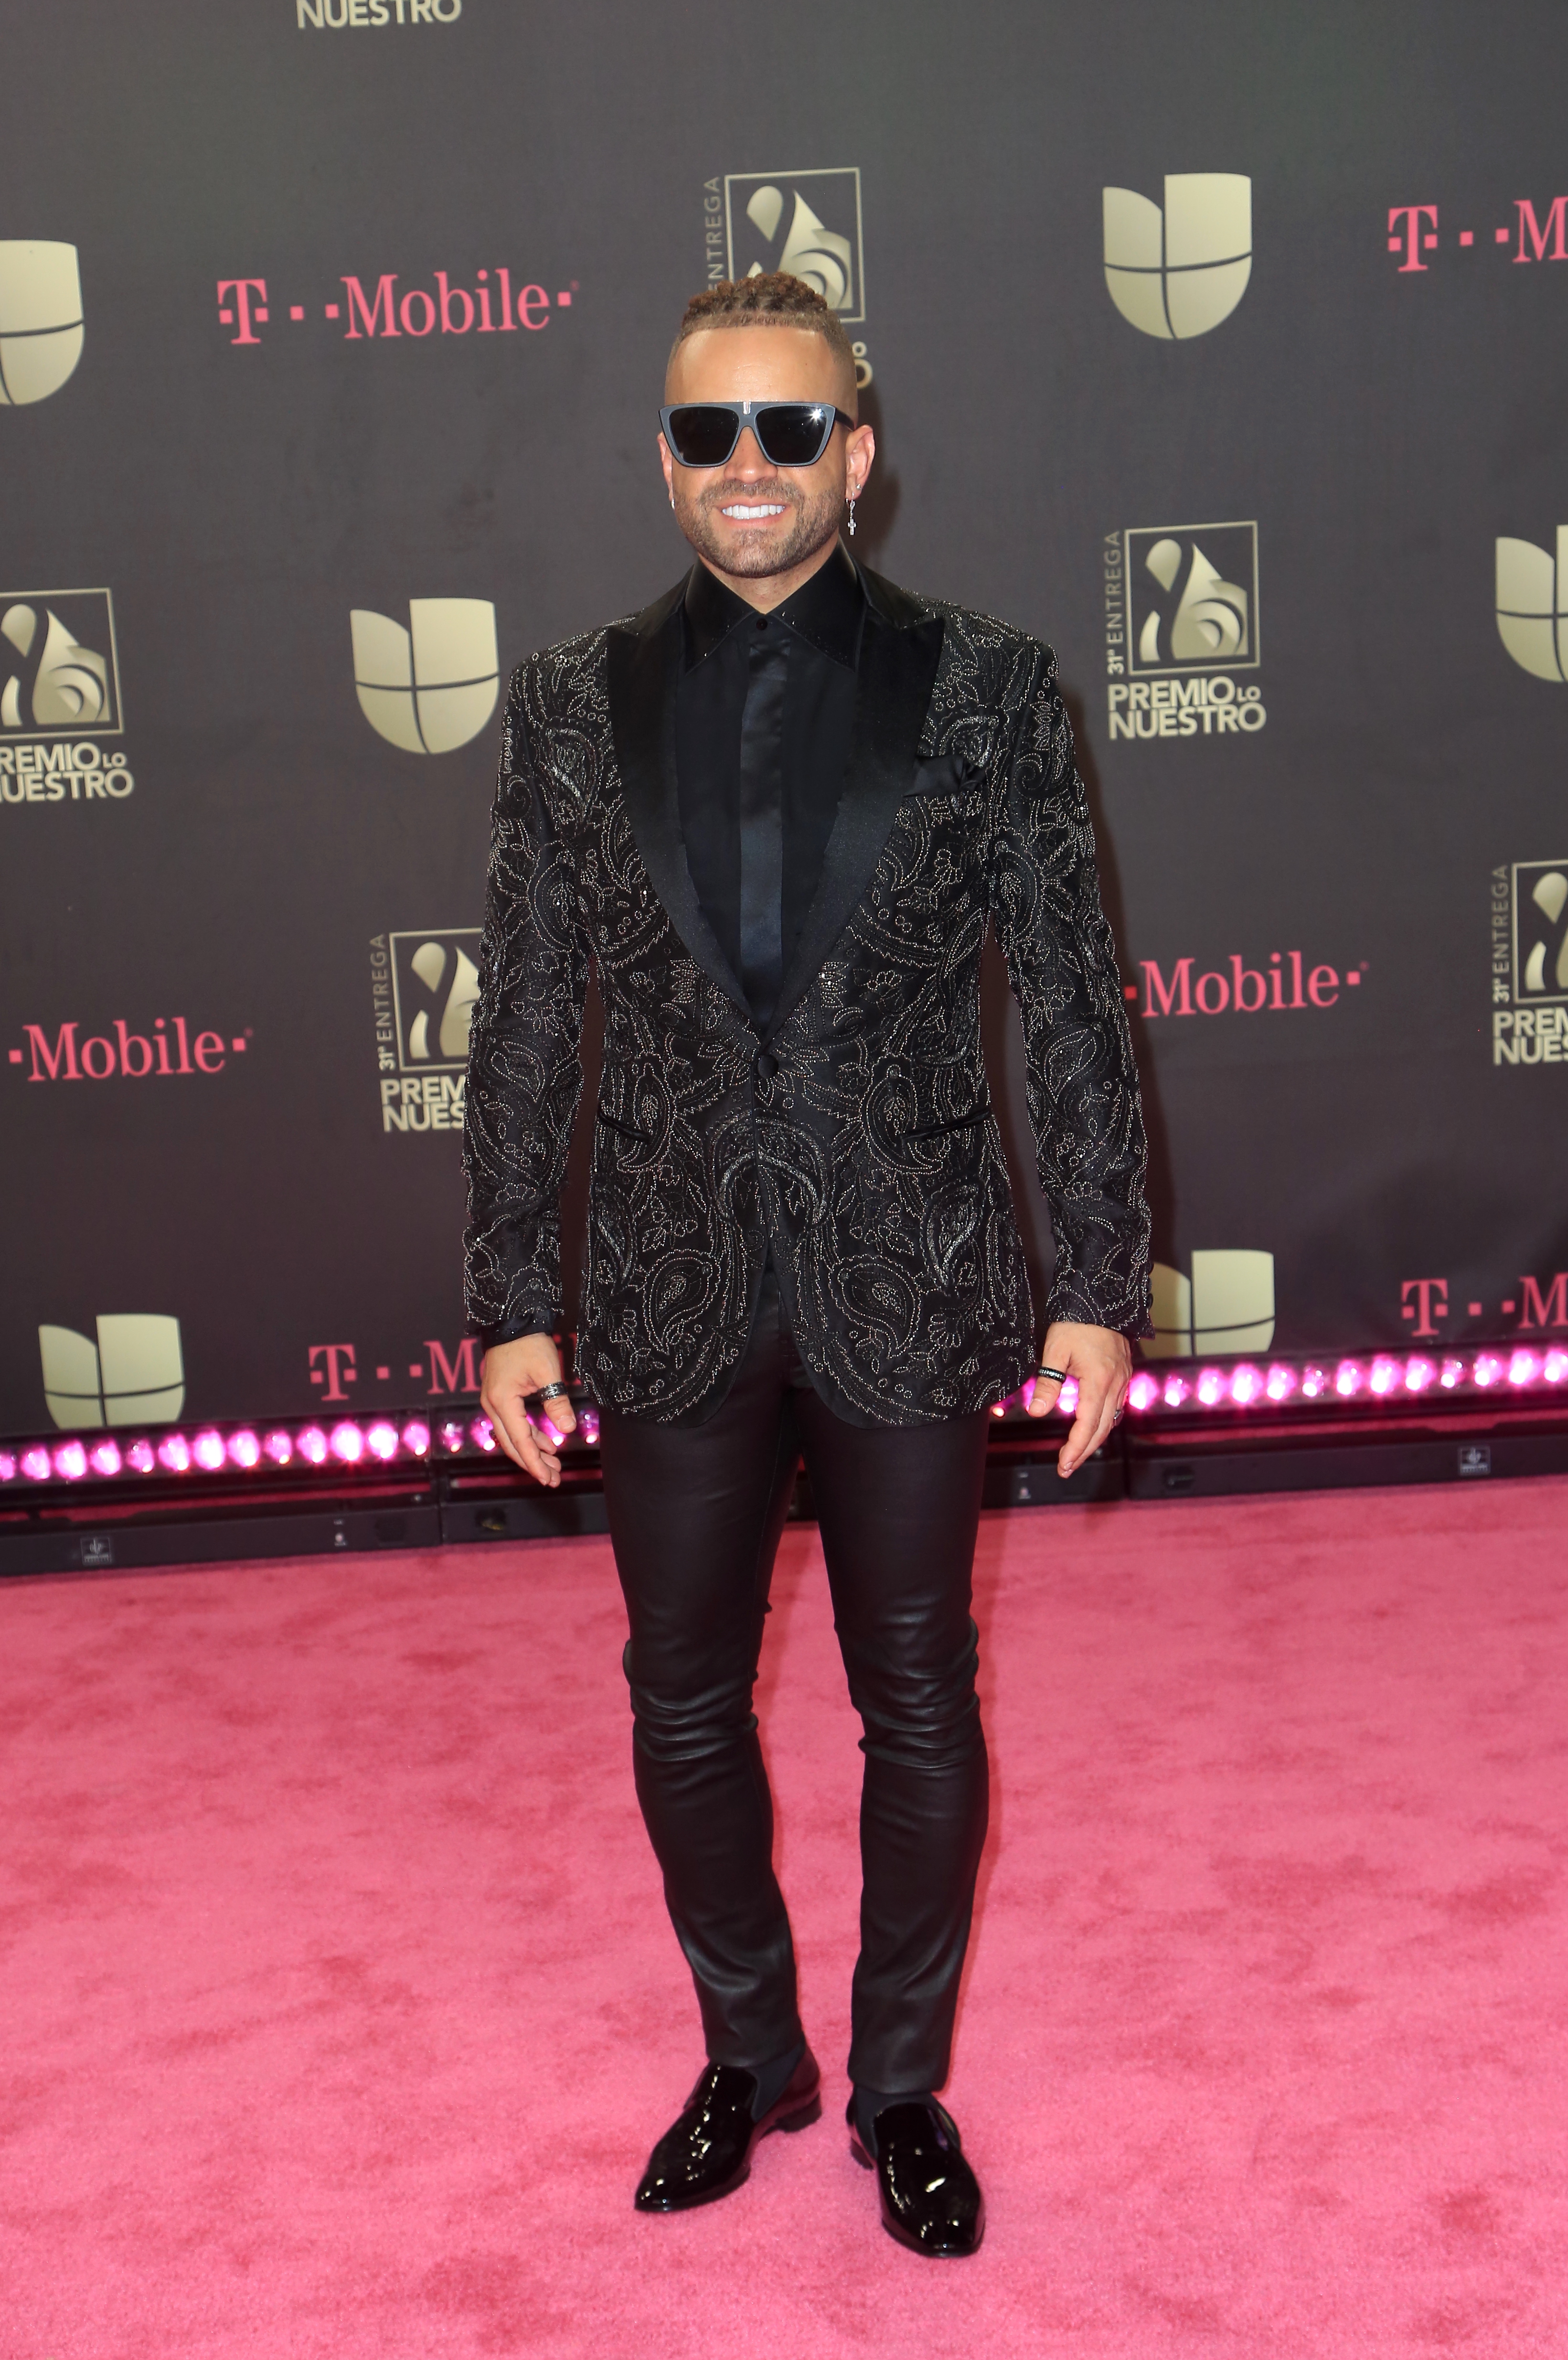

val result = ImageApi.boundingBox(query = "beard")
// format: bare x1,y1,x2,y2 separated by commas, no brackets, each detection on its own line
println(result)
674,469,846,578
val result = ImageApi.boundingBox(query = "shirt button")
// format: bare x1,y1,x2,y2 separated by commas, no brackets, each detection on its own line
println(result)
754,1049,778,1081
755,616,768,631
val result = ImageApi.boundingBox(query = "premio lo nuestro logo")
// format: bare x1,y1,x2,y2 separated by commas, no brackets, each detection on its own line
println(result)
1103,524,1265,740
351,601,497,753
0,588,134,808
0,242,84,406
1495,531,1568,682
39,1315,184,1431
723,169,863,320
1103,176,1251,340
1493,861,1568,1067
1146,1252,1275,1360
371,928,479,1133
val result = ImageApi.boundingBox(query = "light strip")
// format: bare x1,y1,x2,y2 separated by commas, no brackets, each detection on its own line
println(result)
4,1347,1566,1489
0,1402,602,1489
985,1344,1568,1421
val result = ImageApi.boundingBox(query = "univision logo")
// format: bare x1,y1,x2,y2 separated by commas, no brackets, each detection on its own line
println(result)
1146,1252,1275,1360
0,242,84,407
351,599,498,753
1495,531,1568,681
39,1314,184,1431
1103,176,1251,339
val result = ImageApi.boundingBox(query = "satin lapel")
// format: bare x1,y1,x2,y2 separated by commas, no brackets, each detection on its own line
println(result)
762,601,946,1045
606,585,750,1018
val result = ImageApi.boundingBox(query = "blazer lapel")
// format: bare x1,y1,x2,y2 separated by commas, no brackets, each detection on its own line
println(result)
606,581,750,1018
763,587,945,1045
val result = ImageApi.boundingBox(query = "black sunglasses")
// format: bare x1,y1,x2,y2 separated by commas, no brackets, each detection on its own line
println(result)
659,399,855,470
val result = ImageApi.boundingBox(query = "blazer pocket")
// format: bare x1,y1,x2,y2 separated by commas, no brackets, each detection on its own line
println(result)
907,752,983,799
595,1108,651,1143
907,1100,992,1138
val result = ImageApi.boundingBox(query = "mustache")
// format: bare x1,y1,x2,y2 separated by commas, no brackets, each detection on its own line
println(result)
696,477,802,510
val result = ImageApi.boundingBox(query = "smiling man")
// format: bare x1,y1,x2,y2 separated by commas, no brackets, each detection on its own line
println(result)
464,273,1151,2257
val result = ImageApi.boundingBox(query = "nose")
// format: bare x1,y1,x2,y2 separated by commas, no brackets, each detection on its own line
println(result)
728,425,772,479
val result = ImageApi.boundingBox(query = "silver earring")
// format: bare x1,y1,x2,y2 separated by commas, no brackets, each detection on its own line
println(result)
847,497,857,537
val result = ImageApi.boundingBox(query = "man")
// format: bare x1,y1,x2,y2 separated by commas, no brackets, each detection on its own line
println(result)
465,273,1150,2258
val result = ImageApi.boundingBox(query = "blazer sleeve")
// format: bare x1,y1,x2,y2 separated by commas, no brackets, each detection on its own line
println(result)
986,641,1153,1340
462,662,589,1344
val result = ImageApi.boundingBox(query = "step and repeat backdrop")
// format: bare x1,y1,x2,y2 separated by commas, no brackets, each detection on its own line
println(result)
4,0,1568,1435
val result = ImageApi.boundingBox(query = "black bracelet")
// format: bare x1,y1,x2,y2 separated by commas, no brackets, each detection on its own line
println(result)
1037,1365,1068,1385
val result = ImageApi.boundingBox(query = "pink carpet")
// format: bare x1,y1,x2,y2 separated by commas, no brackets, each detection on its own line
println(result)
3,1479,1567,2357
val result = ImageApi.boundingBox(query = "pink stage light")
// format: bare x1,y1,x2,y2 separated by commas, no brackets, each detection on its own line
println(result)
53,1440,89,1481
438,1420,466,1453
366,1420,399,1462
1545,1348,1568,1385
1196,1367,1225,1407
1265,1363,1297,1402
1507,1349,1540,1388
401,1419,431,1456
989,1399,1006,1417
1053,1378,1079,1416
1369,1356,1399,1397
227,1430,261,1469
1334,1360,1363,1398
470,1416,498,1452
0,1452,16,1483
89,1439,122,1476
298,1425,329,1465
192,1429,226,1472
157,1433,192,1473
127,1438,156,1473
1127,1372,1159,1413
1404,1357,1436,1394
329,1420,364,1464
1473,1353,1503,1389
576,1405,601,1445
1228,1363,1262,1406
1162,1373,1189,1409
1301,1366,1328,1399
22,1445,52,1482
263,1429,294,1465
1440,1356,1465,1388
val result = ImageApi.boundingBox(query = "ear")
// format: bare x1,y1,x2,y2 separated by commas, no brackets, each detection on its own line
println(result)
845,423,875,503
658,432,676,502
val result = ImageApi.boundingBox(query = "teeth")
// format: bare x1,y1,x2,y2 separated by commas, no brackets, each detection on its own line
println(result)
722,503,785,519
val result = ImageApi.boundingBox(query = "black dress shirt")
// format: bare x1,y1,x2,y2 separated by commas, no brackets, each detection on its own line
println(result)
676,544,864,1031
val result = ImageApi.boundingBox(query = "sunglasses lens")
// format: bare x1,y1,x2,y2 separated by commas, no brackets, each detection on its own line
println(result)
756,404,834,466
666,406,738,466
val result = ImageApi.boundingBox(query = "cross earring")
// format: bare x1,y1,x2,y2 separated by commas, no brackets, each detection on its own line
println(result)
847,497,857,537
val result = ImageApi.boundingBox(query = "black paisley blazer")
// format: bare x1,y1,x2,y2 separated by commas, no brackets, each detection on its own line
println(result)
463,562,1151,1426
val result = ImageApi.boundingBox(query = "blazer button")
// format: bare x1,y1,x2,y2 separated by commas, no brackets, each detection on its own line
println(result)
754,1049,778,1081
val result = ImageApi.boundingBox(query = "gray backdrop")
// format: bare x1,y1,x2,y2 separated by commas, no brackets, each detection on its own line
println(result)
5,0,1567,1435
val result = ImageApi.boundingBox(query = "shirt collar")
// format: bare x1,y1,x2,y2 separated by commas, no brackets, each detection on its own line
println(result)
682,543,865,672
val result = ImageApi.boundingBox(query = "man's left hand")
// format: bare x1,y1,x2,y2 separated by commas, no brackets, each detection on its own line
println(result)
1025,1321,1134,1476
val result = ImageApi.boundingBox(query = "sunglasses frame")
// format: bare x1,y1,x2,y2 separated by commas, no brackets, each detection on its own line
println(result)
659,398,856,470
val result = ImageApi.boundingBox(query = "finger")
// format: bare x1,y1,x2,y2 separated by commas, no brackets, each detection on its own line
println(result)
1025,1374,1061,1419
486,1393,559,1486
541,1393,577,1435
1057,1374,1114,1476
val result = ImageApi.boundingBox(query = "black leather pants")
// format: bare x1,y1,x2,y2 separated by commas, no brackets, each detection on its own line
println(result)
597,1272,992,2093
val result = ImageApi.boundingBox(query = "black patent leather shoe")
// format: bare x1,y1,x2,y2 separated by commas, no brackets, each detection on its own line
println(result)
634,2048,821,2212
849,2097,985,2256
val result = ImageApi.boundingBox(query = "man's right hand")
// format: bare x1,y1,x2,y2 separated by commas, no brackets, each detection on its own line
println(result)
479,1333,578,1489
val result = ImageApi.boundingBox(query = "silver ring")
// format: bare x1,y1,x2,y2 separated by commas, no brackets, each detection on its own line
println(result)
537,1381,569,1403
1037,1366,1068,1385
